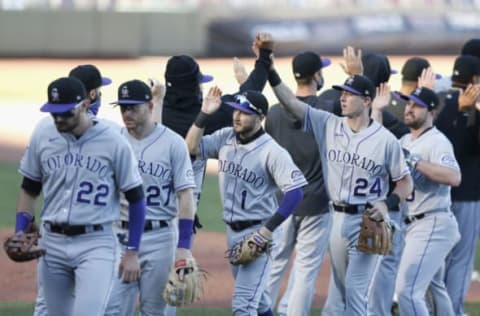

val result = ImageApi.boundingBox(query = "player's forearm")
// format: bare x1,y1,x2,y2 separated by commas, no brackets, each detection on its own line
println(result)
415,161,461,187
391,174,414,201
16,189,37,216
269,71,307,121
185,125,204,156
263,187,304,235
370,109,383,124
177,188,195,220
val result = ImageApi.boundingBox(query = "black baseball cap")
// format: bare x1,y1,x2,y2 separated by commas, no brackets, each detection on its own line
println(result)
401,57,441,81
395,87,439,110
40,77,87,113
165,55,213,88
332,75,376,98
225,90,268,116
110,80,152,105
461,38,480,58
69,64,112,91
362,52,398,86
451,55,480,84
292,51,331,79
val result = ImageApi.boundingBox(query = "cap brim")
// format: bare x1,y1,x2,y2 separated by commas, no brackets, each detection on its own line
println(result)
391,69,398,74
225,102,256,114
321,58,331,68
332,84,363,96
435,74,442,79
395,91,429,108
40,102,77,113
199,74,213,84
110,100,147,105
101,77,112,86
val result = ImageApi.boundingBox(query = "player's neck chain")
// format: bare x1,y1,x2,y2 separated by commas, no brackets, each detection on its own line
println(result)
235,128,265,145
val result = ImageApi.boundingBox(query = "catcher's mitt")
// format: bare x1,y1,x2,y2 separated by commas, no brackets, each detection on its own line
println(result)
226,230,272,265
163,256,205,307
357,211,391,255
4,223,45,262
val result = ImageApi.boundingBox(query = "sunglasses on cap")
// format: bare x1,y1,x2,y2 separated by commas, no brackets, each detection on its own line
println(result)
50,101,83,119
235,95,263,115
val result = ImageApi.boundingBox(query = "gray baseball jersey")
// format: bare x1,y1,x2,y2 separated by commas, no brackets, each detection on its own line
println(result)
119,124,196,220
19,119,142,225
304,107,409,204
399,127,459,215
199,127,307,223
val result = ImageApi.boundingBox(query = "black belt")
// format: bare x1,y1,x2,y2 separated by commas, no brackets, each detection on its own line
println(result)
404,213,425,225
121,220,168,232
227,220,262,232
45,223,104,236
332,203,367,214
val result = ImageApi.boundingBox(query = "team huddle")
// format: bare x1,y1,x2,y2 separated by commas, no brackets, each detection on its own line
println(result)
3,34,480,316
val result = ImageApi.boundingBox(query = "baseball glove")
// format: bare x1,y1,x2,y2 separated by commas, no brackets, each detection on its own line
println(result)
357,211,391,255
163,256,205,307
226,230,272,265
4,223,45,262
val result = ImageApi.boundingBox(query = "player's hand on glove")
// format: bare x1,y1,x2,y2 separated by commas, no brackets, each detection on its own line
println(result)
366,201,388,222
458,83,480,112
357,210,391,255
233,57,248,86
163,248,205,307
4,222,45,262
200,86,222,114
226,227,273,265
118,249,141,283
340,46,363,76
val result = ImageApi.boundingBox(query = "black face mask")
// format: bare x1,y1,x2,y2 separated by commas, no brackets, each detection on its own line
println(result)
314,77,324,91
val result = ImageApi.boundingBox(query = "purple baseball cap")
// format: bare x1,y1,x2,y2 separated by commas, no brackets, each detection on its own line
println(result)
395,87,439,110
40,77,87,113
332,75,376,98
69,64,112,91
225,91,269,115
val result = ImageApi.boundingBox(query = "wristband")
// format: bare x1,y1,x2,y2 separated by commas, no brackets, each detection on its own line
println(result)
178,218,194,249
385,193,400,211
194,111,210,129
15,211,33,233
268,69,281,87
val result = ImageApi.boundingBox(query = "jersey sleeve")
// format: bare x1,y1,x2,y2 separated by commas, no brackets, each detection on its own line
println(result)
386,137,410,181
19,120,48,181
303,106,331,139
430,136,460,171
199,127,232,160
170,135,196,192
267,144,308,193
114,136,143,192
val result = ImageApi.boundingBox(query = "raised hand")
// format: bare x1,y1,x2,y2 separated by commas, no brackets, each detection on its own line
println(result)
458,84,480,112
233,57,248,85
252,32,274,58
201,86,222,114
417,67,436,90
340,46,363,76
372,83,391,112
148,78,165,103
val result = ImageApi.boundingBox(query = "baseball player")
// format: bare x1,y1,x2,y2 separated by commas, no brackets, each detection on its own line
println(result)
13,77,146,316
394,87,461,315
32,64,113,316
185,87,307,316
435,54,480,316
104,80,197,315
267,68,413,315
264,51,332,316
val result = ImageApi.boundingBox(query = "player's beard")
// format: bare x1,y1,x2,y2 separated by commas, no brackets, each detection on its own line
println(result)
234,120,258,138
53,111,81,133
404,113,426,130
